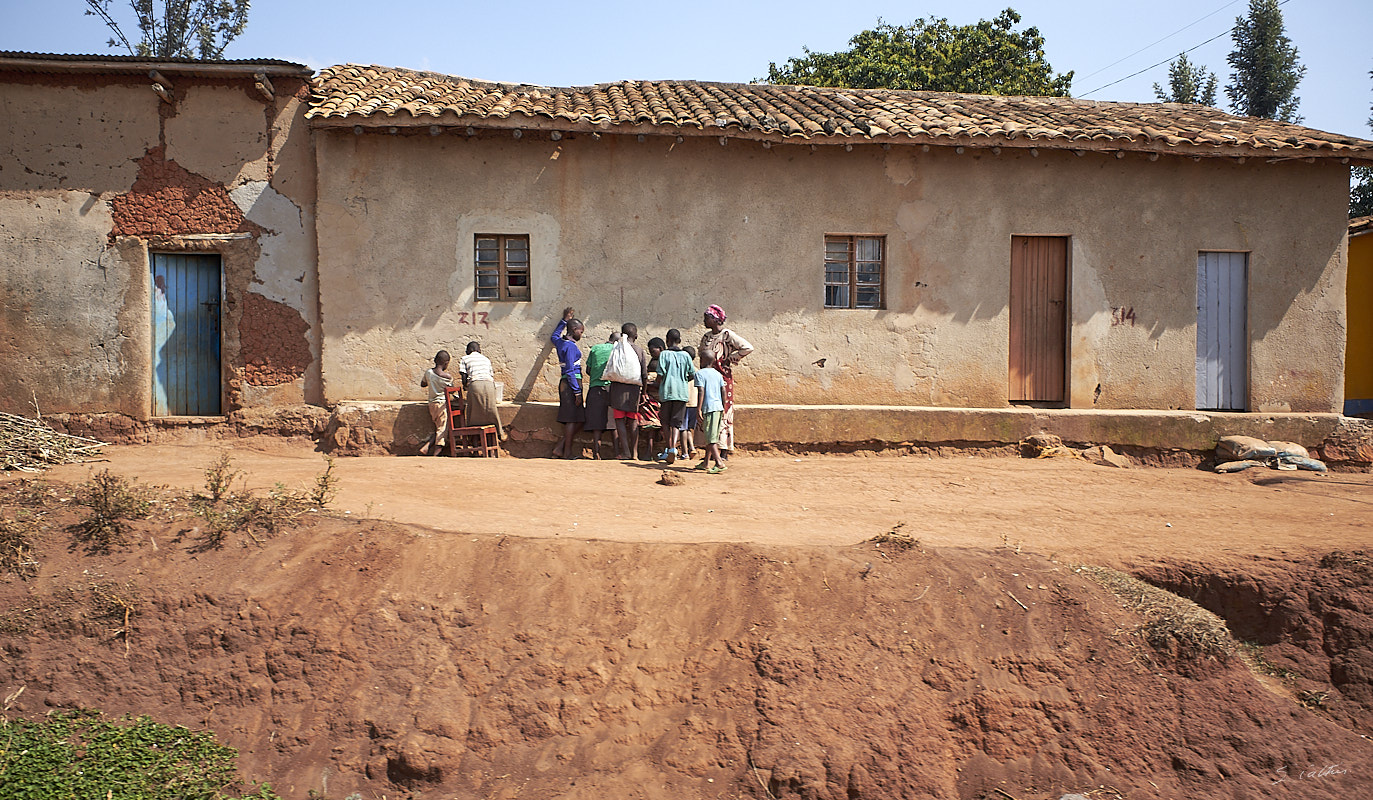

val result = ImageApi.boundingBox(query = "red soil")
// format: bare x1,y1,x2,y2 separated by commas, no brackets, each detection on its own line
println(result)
2,443,1370,799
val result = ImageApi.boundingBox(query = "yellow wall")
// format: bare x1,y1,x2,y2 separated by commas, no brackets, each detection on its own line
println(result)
1348,231,1373,412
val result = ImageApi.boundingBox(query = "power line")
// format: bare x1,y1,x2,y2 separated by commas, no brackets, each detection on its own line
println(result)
1079,0,1293,99
1076,0,1240,84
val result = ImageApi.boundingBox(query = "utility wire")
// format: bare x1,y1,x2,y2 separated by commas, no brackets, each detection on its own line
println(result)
1079,0,1292,99
1076,0,1240,83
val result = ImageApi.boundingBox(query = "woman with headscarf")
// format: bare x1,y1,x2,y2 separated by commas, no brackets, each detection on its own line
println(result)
698,304,754,456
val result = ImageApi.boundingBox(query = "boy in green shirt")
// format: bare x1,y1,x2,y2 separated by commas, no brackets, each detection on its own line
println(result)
654,328,696,464
584,332,619,459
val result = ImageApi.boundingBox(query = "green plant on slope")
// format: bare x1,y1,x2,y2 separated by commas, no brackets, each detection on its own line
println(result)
0,709,279,799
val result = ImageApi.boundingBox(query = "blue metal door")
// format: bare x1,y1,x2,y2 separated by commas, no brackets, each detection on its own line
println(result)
152,253,221,416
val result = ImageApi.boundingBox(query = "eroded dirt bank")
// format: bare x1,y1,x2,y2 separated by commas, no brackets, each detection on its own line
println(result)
2,487,1370,800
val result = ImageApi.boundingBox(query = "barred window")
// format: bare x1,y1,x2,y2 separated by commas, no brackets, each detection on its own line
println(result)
824,235,885,309
475,234,530,301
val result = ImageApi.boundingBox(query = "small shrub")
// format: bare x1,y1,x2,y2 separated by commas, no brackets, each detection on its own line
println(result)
0,708,280,800
203,451,242,504
0,510,39,579
309,455,339,508
73,470,151,549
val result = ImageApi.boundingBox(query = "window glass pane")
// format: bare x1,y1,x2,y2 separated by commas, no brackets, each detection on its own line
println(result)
826,240,851,258
856,288,881,308
505,237,529,252
505,252,529,267
476,287,499,300
477,272,499,288
857,237,882,261
856,265,881,284
506,270,529,287
506,285,530,300
825,285,849,308
476,250,499,266
825,267,849,284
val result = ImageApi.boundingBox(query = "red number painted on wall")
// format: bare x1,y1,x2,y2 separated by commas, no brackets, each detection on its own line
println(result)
455,311,491,329
1111,307,1136,327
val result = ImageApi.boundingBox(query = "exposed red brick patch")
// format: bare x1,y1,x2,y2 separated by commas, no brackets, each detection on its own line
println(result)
239,291,311,386
110,146,263,240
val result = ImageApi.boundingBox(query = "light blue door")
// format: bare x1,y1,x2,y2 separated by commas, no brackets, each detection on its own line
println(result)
1195,252,1247,411
152,253,221,416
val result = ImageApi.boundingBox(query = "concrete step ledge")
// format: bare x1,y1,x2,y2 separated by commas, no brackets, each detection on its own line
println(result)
323,400,1372,467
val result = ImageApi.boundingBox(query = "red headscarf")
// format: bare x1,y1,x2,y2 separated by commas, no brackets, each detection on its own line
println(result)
706,304,727,323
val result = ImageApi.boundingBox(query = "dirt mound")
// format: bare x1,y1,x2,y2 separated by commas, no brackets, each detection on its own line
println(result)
1134,550,1373,736
1,475,1370,800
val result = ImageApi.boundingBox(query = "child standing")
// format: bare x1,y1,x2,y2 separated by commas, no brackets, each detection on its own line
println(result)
681,345,699,460
694,350,727,473
654,329,696,464
419,350,453,456
583,332,619,459
639,337,665,460
550,306,585,459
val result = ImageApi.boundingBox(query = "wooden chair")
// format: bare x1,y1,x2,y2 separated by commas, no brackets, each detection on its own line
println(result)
450,424,500,458
444,386,499,457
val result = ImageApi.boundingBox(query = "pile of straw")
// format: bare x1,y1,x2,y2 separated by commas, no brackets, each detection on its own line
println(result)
0,411,107,472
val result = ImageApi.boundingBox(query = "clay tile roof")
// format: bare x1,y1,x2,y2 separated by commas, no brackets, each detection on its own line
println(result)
306,64,1373,161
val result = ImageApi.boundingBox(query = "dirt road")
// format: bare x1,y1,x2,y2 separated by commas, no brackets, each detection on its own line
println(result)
42,441,1371,565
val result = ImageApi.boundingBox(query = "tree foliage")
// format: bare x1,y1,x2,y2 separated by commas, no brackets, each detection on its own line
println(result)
763,8,1073,97
1153,53,1218,106
1352,70,1373,219
84,0,250,60
1225,0,1304,121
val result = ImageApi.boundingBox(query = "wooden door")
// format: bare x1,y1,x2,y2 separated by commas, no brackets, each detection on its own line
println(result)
1195,252,1247,411
152,253,221,416
1009,236,1068,403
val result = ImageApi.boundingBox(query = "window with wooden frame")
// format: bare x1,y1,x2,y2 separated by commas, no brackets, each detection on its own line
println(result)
824,235,885,309
474,234,530,301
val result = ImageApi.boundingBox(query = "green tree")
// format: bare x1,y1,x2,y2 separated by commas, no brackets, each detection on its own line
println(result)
1352,70,1373,219
84,0,250,60
1153,53,1218,105
763,8,1073,97
1225,0,1304,121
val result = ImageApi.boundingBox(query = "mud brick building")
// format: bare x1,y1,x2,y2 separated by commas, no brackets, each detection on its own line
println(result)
5,54,1373,429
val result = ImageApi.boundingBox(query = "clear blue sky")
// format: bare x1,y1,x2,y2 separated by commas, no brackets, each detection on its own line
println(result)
3,0,1369,139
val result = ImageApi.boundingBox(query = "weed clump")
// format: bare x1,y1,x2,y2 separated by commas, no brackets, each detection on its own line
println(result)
0,510,39,579
1078,565,1237,662
72,470,151,550
190,454,339,549
868,522,921,553
0,708,279,799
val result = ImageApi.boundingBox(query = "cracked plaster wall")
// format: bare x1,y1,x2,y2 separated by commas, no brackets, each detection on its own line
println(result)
0,74,320,416
315,131,1347,412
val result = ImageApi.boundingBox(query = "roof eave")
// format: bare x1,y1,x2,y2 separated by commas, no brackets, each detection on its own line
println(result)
306,111,1373,163
0,53,311,78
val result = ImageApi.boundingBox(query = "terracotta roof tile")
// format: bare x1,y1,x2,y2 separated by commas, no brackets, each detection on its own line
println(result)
307,65,1373,161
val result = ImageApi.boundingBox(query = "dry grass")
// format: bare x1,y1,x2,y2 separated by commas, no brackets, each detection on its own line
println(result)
0,409,106,471
867,522,922,553
0,510,40,580
1077,565,1237,662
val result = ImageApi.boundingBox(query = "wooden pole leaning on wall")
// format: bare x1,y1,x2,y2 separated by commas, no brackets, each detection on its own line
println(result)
254,72,275,101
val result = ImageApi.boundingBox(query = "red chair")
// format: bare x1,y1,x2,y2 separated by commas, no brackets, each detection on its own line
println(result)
445,386,499,457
